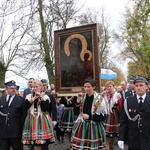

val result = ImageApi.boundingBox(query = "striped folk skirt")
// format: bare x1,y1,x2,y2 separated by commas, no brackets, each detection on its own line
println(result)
71,120,106,150
60,107,76,133
104,110,119,138
22,112,55,145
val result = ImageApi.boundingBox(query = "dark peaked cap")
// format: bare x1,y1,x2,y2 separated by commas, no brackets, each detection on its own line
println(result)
129,75,136,82
16,85,20,90
41,79,47,84
133,75,148,85
5,80,16,88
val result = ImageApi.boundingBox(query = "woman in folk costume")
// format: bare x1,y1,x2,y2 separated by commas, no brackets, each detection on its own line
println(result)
22,80,55,150
103,81,122,150
71,77,107,150
59,96,77,143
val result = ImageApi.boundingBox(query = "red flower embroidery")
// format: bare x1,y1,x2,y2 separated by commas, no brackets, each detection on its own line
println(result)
80,102,84,112
101,91,106,97
93,101,100,113
36,100,41,107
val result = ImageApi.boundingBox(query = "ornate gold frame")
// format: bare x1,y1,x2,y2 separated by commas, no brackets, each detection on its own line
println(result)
54,24,100,96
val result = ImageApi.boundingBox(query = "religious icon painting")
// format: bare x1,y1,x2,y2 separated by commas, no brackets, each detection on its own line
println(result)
54,23,100,96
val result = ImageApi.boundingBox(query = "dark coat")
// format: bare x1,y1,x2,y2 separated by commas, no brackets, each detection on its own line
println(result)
119,89,133,101
125,89,135,98
119,94,150,150
49,95,57,121
23,88,32,99
0,95,25,138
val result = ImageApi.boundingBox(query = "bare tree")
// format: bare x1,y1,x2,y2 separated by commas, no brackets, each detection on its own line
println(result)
0,0,34,87
2,0,113,88
77,7,111,68
32,0,85,83
0,0,82,86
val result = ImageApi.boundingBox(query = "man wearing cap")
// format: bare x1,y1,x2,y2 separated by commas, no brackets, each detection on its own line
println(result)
127,76,136,96
0,80,25,150
118,75,150,150
15,85,20,95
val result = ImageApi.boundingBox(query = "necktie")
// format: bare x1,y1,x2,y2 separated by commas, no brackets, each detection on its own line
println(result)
132,90,135,96
122,90,125,99
139,97,143,108
7,96,12,106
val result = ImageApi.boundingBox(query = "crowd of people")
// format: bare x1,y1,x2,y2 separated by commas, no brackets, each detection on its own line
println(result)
0,75,150,150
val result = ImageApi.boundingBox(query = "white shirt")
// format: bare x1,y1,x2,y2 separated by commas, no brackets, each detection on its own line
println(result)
7,95,15,106
137,94,146,103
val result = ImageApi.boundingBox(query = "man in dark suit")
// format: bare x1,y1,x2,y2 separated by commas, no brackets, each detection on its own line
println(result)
23,78,34,99
118,75,150,150
120,81,132,101
0,80,25,150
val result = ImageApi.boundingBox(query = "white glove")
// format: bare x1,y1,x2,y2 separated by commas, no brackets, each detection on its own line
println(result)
118,140,124,149
52,121,57,127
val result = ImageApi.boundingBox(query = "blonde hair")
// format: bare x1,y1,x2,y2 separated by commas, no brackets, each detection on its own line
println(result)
105,81,115,87
33,80,43,89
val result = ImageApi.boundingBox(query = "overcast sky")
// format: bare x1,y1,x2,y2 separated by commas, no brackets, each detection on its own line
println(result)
83,0,126,24
83,0,128,75
5,0,128,88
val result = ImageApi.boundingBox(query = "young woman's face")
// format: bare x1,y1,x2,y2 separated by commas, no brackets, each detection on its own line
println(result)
84,82,94,96
33,84,42,92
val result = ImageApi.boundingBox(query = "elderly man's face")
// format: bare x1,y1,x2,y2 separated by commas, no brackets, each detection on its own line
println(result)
121,81,127,90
